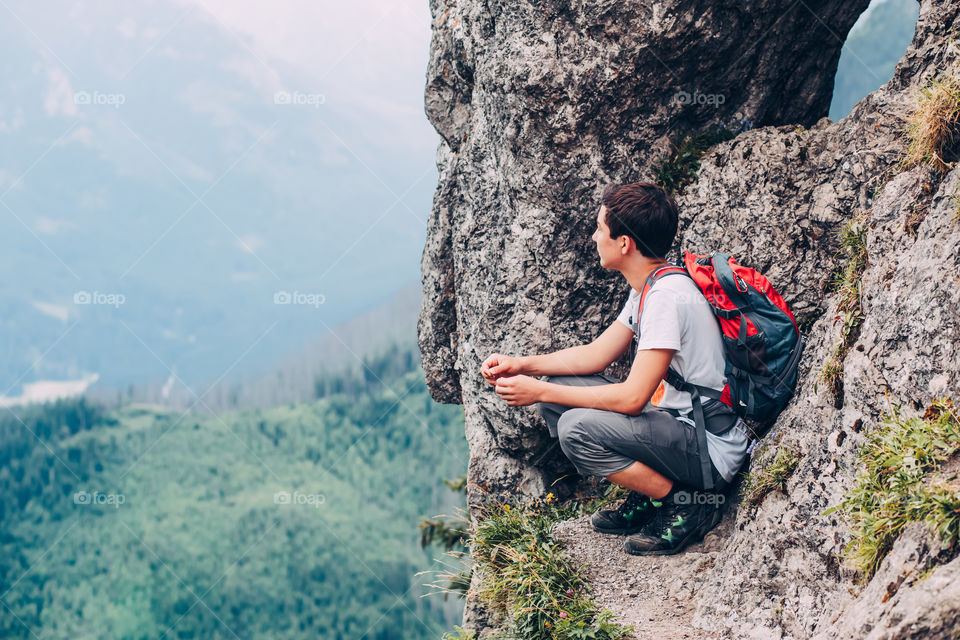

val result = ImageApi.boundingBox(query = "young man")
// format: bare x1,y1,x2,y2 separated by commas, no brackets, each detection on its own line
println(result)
480,182,750,556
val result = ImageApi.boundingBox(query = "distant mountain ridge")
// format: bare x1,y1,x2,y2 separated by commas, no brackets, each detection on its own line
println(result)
88,282,423,412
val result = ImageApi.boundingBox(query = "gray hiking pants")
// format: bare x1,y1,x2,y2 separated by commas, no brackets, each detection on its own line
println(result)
537,374,728,491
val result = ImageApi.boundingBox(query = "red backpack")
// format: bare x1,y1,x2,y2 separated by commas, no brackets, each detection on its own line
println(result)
632,252,804,489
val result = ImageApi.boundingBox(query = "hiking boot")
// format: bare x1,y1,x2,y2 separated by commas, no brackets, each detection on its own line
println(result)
591,491,660,535
622,495,722,556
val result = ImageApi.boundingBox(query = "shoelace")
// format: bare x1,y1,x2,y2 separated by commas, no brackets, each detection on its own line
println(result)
616,491,648,517
641,501,669,536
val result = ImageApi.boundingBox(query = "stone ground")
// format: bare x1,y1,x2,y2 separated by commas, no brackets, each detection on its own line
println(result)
554,508,739,640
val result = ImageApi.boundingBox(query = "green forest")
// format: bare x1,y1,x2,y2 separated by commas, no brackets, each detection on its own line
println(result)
0,345,468,640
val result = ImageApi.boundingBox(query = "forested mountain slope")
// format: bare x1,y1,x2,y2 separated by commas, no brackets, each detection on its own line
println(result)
1,348,467,639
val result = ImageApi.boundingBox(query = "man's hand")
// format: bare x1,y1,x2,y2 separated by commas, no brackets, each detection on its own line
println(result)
494,375,543,406
480,353,526,386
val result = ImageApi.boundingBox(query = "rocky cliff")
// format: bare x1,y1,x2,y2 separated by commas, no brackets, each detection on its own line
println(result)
418,0,960,637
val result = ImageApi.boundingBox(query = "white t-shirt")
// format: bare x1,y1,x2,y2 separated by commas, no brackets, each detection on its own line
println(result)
616,273,750,482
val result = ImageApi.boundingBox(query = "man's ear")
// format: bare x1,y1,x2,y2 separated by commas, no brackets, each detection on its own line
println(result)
618,235,632,252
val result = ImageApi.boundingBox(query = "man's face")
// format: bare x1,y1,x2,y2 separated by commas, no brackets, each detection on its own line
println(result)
592,206,623,269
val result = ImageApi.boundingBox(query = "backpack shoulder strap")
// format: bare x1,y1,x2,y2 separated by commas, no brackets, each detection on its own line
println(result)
664,366,725,492
630,263,692,354
637,264,689,312
633,264,690,330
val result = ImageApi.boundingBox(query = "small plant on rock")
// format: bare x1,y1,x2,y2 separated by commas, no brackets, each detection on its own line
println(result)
442,626,478,640
575,481,628,516
741,442,803,506
469,497,631,640
819,214,868,400
420,515,469,550
905,72,960,173
421,476,472,599
654,118,752,194
826,399,960,581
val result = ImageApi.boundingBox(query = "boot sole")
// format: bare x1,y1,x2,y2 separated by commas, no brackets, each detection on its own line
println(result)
623,529,704,556
591,523,648,536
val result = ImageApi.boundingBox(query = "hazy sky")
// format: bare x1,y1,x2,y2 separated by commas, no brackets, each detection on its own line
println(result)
171,0,435,148
0,0,442,390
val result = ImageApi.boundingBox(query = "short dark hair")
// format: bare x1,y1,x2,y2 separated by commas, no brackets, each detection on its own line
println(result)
601,182,679,259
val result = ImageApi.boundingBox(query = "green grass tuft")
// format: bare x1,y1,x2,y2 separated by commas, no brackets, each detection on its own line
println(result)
444,475,469,493
420,476,470,550
905,72,960,173
442,626,478,640
573,482,629,517
832,217,868,316
742,443,803,506
819,215,869,398
420,515,469,551
467,497,631,640
654,126,740,194
826,399,960,581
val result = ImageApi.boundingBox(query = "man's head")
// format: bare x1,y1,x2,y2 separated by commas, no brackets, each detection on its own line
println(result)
593,182,679,263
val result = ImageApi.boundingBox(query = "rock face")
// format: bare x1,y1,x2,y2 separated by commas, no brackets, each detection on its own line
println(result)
419,0,960,636
420,0,870,508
